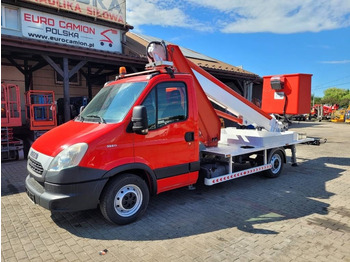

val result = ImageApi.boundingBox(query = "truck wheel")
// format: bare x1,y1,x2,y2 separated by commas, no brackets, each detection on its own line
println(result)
264,150,284,178
100,174,149,225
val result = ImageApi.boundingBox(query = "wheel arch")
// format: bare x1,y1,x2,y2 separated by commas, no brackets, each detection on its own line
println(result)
102,163,158,196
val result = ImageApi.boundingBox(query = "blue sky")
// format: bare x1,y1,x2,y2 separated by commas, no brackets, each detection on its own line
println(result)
125,0,350,97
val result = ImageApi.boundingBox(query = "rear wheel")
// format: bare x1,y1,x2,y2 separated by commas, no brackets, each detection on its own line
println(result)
100,174,149,225
263,149,284,178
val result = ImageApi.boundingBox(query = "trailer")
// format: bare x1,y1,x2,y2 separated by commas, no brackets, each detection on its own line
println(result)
1,84,57,161
25,90,57,141
25,42,317,225
1,83,24,161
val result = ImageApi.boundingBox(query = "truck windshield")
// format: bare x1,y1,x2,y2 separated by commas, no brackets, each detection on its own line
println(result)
78,81,147,123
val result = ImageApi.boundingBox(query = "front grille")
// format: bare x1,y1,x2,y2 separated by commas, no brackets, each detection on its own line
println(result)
28,157,44,175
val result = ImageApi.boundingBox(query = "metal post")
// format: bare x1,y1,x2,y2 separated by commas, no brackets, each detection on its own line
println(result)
243,81,253,102
291,145,297,166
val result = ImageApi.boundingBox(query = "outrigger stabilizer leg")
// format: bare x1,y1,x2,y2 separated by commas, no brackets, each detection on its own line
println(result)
291,145,298,167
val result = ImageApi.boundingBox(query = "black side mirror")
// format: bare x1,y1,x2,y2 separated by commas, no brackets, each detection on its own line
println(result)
132,106,148,135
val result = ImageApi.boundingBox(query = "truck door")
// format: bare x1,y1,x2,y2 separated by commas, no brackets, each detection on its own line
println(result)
133,81,199,193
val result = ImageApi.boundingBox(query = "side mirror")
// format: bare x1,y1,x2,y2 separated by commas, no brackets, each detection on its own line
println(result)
132,106,148,135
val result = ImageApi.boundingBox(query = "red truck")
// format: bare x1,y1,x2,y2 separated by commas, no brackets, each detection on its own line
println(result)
310,104,339,120
25,42,315,225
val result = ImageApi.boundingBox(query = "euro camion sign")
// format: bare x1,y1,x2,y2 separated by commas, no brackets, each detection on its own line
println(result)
21,0,126,25
22,8,122,53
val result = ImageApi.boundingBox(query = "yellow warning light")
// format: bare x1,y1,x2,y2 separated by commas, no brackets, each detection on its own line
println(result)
119,66,127,75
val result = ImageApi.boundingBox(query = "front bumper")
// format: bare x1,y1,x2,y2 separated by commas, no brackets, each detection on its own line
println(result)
25,175,108,212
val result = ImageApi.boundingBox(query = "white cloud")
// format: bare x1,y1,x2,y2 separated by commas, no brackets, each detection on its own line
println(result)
126,0,350,34
320,60,350,64
188,0,350,33
126,0,212,32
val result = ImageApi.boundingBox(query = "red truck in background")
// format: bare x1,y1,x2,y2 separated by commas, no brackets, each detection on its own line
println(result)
310,104,339,121
25,42,317,225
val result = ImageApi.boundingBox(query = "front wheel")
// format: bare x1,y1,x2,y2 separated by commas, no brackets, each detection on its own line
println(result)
100,174,149,225
263,149,284,178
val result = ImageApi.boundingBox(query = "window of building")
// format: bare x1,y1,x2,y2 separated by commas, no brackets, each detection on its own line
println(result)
55,71,81,86
1,6,20,30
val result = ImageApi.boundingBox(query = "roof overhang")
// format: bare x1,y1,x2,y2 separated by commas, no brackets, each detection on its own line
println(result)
125,32,262,83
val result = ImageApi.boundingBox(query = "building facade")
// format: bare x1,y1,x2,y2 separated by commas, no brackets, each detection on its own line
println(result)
2,0,262,127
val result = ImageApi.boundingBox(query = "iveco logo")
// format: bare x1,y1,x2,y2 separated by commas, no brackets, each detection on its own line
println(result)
30,151,39,160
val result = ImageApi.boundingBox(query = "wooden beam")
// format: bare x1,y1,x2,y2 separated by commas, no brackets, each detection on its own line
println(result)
30,61,47,72
87,65,92,100
68,60,87,78
42,55,64,77
5,56,25,74
63,57,70,123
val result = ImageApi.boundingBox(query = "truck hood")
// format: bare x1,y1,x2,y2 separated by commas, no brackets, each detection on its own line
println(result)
31,120,118,157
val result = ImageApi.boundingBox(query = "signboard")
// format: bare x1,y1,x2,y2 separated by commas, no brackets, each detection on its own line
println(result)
21,8,122,53
21,0,126,25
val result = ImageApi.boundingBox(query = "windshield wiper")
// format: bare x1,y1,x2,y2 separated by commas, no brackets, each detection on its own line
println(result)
75,115,85,122
86,114,106,124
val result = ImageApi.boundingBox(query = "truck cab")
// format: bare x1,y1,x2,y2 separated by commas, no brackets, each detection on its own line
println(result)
26,68,201,225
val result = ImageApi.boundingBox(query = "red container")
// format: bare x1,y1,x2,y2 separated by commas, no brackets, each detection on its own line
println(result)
261,73,312,115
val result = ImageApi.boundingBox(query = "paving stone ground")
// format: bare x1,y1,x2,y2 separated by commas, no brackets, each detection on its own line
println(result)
2,121,350,261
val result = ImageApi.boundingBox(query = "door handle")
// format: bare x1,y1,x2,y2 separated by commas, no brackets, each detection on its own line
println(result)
185,132,195,142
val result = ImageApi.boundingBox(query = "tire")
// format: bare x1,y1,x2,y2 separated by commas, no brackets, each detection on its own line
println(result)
100,174,149,225
263,149,284,178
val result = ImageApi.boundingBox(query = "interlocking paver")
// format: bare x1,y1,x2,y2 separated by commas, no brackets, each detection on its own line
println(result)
2,121,350,261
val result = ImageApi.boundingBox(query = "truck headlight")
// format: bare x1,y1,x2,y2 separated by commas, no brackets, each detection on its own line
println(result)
48,143,88,171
